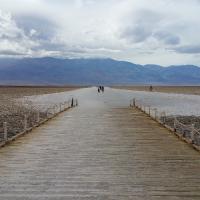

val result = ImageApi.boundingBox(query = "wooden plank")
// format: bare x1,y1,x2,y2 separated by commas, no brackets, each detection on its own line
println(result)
0,104,200,199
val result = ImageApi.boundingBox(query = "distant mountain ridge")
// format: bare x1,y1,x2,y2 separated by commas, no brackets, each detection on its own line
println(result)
0,57,199,85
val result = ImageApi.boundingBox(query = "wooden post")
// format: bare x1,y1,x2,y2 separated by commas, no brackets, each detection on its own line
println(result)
154,109,157,120
163,112,166,124
24,115,28,131
54,105,57,115
133,99,136,107
71,98,74,107
46,109,49,119
3,122,8,141
51,107,54,116
76,99,78,106
37,111,40,123
174,118,177,132
191,124,195,143
148,106,151,116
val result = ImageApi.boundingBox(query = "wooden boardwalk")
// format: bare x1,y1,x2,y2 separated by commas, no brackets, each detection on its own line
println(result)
0,88,200,199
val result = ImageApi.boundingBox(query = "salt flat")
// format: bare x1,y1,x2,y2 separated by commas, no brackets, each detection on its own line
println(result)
27,87,200,116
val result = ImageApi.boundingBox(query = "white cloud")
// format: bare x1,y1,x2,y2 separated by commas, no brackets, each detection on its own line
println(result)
0,0,199,65
0,10,38,56
29,29,37,37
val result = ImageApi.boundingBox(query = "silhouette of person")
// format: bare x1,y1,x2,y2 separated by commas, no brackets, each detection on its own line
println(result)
149,85,153,92
102,86,104,93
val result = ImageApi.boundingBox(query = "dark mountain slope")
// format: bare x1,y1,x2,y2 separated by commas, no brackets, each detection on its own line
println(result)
0,57,199,85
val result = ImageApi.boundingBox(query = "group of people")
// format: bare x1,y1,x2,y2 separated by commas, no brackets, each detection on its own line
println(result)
97,86,104,93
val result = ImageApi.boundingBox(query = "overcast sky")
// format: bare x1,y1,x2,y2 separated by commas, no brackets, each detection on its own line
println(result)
0,0,200,66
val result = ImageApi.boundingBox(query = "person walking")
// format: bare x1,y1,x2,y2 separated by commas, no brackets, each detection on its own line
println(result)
149,85,153,92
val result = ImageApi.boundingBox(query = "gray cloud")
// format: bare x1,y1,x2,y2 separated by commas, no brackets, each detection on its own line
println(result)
0,12,24,41
121,25,151,43
0,50,25,56
0,32,23,40
174,45,200,54
120,9,181,47
154,31,180,45
15,14,57,40
0,0,200,66
120,9,163,43
0,11,36,56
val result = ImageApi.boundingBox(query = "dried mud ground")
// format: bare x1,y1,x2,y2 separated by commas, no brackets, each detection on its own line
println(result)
0,86,82,98
114,86,200,95
0,86,81,139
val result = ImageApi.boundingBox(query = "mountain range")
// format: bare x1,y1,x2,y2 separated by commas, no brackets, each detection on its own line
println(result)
0,57,200,85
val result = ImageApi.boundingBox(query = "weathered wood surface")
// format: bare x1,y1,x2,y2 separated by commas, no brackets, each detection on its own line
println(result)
0,88,200,199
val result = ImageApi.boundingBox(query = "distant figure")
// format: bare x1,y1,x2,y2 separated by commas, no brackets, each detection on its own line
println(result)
102,86,104,93
149,85,153,92
97,86,105,93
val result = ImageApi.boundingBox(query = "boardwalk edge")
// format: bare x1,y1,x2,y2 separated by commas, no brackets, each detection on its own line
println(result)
0,99,78,148
130,101,200,153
